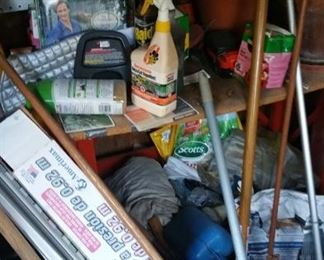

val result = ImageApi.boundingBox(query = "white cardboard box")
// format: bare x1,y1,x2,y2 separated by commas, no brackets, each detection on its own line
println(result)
0,110,149,260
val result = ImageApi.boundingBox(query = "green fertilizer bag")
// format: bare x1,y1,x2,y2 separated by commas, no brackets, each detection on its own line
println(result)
173,113,241,171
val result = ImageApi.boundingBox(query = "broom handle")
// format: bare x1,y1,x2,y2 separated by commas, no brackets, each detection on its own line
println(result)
287,0,323,256
0,54,162,260
239,0,269,243
199,72,246,259
267,0,312,258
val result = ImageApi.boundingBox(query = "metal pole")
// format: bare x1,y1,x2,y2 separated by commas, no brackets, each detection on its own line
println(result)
267,0,320,258
239,0,269,243
287,0,322,258
199,72,246,259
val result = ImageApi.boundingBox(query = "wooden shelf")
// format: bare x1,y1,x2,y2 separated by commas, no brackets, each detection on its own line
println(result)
68,68,324,141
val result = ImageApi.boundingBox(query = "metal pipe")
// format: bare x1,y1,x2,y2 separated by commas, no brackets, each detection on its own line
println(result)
287,0,322,258
267,0,314,258
239,0,269,243
199,72,246,259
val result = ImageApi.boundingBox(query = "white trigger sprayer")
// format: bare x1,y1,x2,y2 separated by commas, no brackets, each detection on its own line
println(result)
153,0,175,22
130,0,179,117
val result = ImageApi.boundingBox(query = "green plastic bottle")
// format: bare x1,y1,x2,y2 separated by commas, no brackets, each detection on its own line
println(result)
26,79,127,115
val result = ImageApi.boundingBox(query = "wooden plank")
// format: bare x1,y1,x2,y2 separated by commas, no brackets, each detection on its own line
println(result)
268,0,310,257
68,115,134,141
67,67,323,140
0,208,41,260
239,0,269,244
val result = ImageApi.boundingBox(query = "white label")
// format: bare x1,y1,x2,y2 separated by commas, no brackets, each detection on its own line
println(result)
0,110,50,170
14,140,149,260
0,111,148,259
99,41,110,48
132,62,178,85
52,79,122,114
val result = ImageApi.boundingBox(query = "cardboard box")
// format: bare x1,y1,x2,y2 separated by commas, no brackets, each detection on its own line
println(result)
0,110,149,259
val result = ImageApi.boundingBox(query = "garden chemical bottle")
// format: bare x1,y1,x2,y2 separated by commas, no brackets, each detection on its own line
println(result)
27,79,127,115
131,0,179,117
134,0,157,46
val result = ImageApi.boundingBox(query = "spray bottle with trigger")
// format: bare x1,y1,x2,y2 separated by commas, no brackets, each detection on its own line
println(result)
131,0,179,117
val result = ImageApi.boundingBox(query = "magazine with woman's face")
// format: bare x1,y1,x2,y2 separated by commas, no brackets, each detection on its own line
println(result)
36,0,128,47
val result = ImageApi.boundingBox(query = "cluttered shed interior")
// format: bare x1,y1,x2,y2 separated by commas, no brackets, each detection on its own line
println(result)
0,0,324,259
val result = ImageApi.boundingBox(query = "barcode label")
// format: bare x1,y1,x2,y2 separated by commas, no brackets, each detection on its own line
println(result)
99,104,111,113
56,104,89,114
55,103,95,114
54,102,121,114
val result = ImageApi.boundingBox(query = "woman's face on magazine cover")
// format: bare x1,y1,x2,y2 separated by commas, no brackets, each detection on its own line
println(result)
56,2,70,23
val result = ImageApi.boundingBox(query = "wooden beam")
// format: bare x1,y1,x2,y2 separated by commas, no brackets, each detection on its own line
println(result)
267,0,308,257
239,0,269,243
0,208,40,260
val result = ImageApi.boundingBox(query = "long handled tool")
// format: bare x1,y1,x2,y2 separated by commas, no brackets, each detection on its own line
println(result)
199,72,246,259
267,0,323,258
0,53,162,260
239,0,269,243
286,2,322,256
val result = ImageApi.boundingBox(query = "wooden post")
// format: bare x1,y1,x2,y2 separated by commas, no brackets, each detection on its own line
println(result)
267,0,308,257
0,208,41,260
0,54,162,259
239,0,269,243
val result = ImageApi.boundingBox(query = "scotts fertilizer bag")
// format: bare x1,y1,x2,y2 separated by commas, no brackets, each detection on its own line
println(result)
234,23,295,89
173,113,241,171
167,114,241,207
